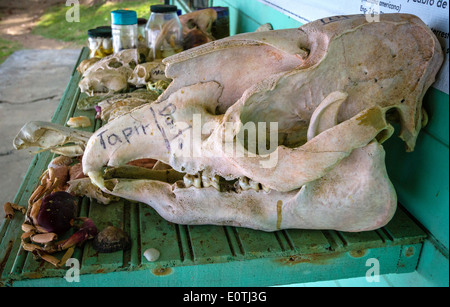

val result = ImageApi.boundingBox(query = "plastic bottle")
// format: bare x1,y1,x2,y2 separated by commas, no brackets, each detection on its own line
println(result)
145,5,183,59
111,10,138,53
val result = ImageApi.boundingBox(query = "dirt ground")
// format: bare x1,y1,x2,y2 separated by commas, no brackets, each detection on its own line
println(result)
0,0,103,50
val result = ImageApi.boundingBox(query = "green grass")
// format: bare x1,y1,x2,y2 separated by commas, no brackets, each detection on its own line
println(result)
32,0,162,46
0,37,22,64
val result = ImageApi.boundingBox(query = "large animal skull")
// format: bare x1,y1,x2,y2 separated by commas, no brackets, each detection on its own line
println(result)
82,14,443,232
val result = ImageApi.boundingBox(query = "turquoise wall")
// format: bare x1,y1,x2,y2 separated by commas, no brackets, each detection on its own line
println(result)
172,0,449,286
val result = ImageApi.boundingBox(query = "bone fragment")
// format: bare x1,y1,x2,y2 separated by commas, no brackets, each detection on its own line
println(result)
67,116,91,128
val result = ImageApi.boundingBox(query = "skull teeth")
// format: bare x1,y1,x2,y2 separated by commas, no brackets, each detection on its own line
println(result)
183,173,202,188
261,184,271,193
237,176,269,192
202,173,220,190
181,173,268,193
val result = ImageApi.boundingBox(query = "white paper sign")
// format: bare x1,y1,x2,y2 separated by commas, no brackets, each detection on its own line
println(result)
258,0,449,94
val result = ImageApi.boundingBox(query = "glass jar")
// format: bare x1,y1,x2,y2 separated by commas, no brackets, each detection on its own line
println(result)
137,18,147,46
145,5,183,59
111,10,138,54
87,26,113,58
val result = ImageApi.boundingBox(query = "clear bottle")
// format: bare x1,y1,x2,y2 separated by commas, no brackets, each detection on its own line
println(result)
145,5,183,59
111,10,138,54
137,18,148,47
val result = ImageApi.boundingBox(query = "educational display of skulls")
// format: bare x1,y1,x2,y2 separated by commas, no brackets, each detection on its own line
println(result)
16,14,443,233
78,9,218,96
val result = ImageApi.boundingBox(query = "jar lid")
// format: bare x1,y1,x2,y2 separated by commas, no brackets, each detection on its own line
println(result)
111,10,137,25
137,18,147,25
150,5,178,13
88,26,112,38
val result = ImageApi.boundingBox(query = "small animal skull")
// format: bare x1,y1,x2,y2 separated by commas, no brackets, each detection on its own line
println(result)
179,8,217,49
82,14,443,232
128,61,169,87
79,49,144,96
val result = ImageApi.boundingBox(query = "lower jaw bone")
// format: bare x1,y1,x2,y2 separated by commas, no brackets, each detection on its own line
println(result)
103,142,396,232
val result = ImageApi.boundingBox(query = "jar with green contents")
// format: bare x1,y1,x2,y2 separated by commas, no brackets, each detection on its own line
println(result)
145,5,183,59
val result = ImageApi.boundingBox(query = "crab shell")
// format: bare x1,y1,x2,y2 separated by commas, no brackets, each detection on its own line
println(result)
82,14,443,232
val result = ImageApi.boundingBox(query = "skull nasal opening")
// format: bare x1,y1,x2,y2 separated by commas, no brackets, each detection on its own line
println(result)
239,100,309,151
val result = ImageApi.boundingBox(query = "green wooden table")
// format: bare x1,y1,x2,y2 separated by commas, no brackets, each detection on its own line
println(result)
0,48,427,287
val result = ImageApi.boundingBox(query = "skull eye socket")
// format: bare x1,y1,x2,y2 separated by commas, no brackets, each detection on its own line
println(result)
136,68,146,78
108,60,123,68
186,19,197,29
239,100,308,152
128,60,137,70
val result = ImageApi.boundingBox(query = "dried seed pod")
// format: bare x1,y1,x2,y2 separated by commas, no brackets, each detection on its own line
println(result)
93,226,130,253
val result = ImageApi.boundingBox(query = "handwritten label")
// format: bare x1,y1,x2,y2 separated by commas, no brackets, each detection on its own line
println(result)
96,124,150,150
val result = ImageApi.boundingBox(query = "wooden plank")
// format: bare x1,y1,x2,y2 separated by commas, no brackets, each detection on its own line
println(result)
177,224,194,264
81,199,125,273
321,230,346,251
1,151,54,281
337,230,385,250
383,207,427,245
139,204,182,267
188,225,234,264
235,227,284,258
284,230,331,254
223,226,245,257
127,201,140,267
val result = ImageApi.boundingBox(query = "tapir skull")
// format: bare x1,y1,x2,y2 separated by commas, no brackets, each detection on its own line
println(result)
82,14,443,232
